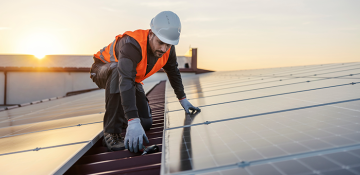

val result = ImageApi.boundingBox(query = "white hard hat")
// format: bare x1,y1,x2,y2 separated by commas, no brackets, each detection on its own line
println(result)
150,11,181,45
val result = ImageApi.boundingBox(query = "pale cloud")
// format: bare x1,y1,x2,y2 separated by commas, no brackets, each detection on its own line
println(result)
140,1,186,7
34,27,70,31
184,14,330,23
0,27,11,30
101,7,117,12
336,27,359,31
183,17,221,22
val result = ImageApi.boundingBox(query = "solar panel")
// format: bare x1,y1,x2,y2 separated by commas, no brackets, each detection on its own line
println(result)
0,90,105,127
0,82,159,174
0,113,102,138
161,62,360,174
0,143,88,174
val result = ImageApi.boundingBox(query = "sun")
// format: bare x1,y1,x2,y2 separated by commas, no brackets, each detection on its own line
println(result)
34,54,46,59
21,31,61,59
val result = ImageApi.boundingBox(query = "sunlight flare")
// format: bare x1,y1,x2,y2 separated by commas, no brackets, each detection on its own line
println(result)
34,53,46,59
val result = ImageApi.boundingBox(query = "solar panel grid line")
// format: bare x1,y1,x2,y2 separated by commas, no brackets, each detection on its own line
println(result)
0,109,104,127
247,73,360,80
212,63,359,79
0,124,103,156
166,73,359,103
1,105,103,120
296,165,360,175
220,66,360,83
227,116,313,160
165,98,360,131
164,136,360,175
257,76,360,80
173,65,329,93
0,121,103,139
167,81,359,104
168,87,360,113
319,153,360,175
0,114,103,138
0,140,91,157
0,91,104,122
165,87,356,130
237,64,360,79
278,93,360,113
240,111,359,155
226,118,316,175
246,144,360,171
0,90,104,116
169,63,341,91
181,80,358,103
239,119,314,156
178,72,286,90
177,71,360,99
0,104,104,125
0,104,104,120
161,81,175,175
163,64,360,175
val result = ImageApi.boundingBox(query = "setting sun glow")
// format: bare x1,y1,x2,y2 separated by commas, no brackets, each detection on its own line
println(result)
34,54,46,59
20,32,61,60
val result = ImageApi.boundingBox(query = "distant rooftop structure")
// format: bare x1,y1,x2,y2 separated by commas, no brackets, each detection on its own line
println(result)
0,48,213,74
0,55,93,68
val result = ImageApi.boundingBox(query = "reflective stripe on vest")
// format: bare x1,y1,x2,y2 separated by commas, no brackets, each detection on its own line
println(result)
94,39,118,63
94,29,171,83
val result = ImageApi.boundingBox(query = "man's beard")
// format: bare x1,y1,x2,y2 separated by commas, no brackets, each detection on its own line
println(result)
154,50,165,58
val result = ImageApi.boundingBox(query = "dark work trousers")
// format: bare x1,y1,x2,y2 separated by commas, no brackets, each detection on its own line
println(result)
90,59,152,134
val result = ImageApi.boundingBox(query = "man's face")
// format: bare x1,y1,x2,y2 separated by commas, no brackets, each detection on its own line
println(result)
149,31,171,58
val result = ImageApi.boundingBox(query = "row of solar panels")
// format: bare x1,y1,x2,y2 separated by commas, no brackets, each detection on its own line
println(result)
1,62,359,174
162,62,360,175
0,81,159,174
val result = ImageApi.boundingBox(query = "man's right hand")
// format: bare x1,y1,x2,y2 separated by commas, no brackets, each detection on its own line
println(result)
125,118,149,153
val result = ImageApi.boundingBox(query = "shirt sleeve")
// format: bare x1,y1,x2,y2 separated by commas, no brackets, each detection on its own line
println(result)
116,36,142,119
162,46,186,99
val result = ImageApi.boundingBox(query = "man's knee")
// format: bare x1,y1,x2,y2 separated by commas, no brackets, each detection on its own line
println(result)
140,117,153,131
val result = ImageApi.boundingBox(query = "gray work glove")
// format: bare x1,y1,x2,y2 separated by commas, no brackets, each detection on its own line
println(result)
125,118,149,153
179,98,201,114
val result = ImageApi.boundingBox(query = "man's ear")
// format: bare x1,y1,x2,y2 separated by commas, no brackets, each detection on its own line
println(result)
149,30,154,39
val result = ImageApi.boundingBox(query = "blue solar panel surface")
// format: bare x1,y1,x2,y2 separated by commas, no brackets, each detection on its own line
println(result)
162,62,360,175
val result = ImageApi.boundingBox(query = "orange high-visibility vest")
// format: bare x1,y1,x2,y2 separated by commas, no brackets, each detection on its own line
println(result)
94,29,171,83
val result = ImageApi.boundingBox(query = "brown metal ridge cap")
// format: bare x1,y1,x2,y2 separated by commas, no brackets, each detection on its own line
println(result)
157,68,215,74
92,163,161,175
64,81,166,175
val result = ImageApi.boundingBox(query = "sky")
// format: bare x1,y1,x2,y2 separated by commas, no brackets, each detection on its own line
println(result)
0,0,359,71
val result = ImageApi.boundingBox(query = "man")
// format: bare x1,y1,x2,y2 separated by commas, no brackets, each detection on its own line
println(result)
90,11,200,153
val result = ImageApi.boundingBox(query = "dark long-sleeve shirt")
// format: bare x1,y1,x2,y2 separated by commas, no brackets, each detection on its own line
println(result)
116,35,185,119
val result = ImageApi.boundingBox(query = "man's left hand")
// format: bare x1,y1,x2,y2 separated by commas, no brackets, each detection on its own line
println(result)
179,98,201,114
